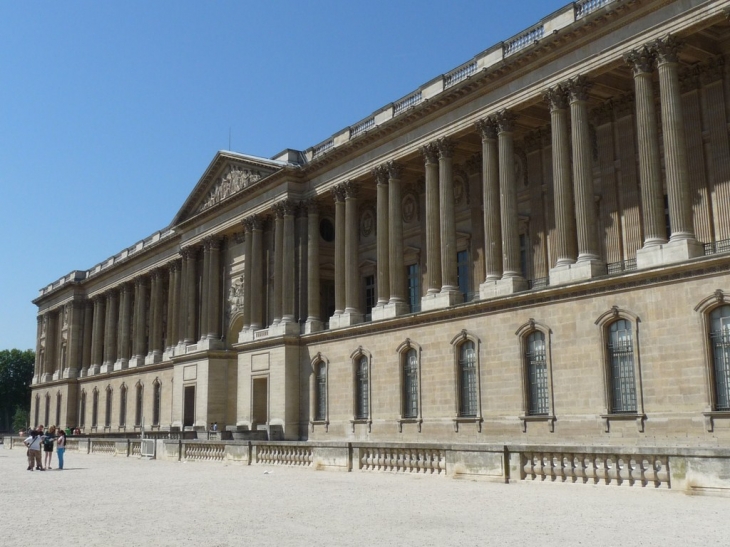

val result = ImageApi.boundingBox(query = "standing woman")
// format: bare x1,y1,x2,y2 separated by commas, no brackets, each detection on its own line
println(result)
42,425,56,470
56,429,67,470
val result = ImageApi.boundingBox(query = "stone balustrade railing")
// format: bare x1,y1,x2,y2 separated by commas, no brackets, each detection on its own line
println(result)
90,440,116,455
357,445,446,475
182,441,225,462
254,444,313,466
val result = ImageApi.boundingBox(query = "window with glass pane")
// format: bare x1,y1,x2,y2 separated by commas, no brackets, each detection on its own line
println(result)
92,390,98,427
710,305,730,411
356,356,369,419
407,264,421,312
79,392,86,428
153,383,161,426
45,394,50,427
119,386,127,427
56,393,62,426
105,388,112,427
315,363,327,421
608,319,636,413
403,349,418,418
457,250,470,301
34,395,40,428
364,275,376,317
459,341,477,417
526,332,549,415
135,384,143,426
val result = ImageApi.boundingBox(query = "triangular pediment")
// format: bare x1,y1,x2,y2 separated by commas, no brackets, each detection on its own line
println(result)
171,151,287,226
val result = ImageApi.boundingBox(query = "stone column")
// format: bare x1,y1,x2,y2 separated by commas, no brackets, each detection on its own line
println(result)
45,311,58,380
166,261,180,353
476,117,502,285
34,316,43,383
115,283,132,370
130,277,148,366
271,203,284,326
566,76,605,278
102,290,118,373
304,200,322,333
648,34,702,263
421,143,442,303
546,85,578,282
183,246,198,344
625,46,666,250
89,295,105,375
331,184,346,324
438,138,459,293
178,251,188,346
200,241,211,339
374,166,390,309
207,237,222,341
65,301,83,379
81,299,93,377
149,269,164,361
241,220,253,333
341,180,363,326
281,201,297,325
249,216,264,330
386,161,409,316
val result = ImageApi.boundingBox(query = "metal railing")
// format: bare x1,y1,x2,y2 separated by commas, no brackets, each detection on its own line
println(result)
704,238,730,256
312,139,334,158
607,258,637,275
504,25,544,56
393,91,422,115
444,61,477,88
350,117,375,138
528,277,549,290
575,0,614,19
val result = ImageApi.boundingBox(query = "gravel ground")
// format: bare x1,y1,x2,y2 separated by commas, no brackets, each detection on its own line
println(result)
1,447,728,547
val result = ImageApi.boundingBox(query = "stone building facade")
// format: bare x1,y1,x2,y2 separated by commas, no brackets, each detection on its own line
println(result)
31,0,730,483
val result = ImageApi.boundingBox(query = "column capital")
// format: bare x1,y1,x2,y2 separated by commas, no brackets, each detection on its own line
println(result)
566,75,592,102
203,235,222,251
475,117,498,140
652,34,682,65
272,201,285,219
495,109,517,133
279,199,298,217
544,85,568,110
420,142,439,164
342,180,360,199
168,259,182,273
331,183,347,203
180,245,198,259
134,275,148,289
371,165,389,185
623,46,655,75
436,137,454,159
386,160,403,180
302,198,319,215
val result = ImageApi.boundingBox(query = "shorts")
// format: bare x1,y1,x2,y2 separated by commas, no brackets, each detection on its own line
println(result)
43,445,53,453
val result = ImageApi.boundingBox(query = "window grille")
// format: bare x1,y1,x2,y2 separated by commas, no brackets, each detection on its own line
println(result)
403,349,419,418
56,393,62,427
119,386,127,427
710,305,730,411
79,392,86,428
459,341,478,417
356,356,369,419
105,388,112,428
407,264,420,312
153,383,161,426
608,320,637,413
364,275,376,317
92,390,99,427
457,250,470,302
315,363,327,421
526,332,549,415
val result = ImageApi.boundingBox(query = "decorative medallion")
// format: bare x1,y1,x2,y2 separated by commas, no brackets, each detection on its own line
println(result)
402,193,419,224
360,206,376,238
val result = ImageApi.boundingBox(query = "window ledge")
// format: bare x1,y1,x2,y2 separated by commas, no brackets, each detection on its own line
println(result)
397,417,422,433
702,410,730,432
452,416,483,433
350,418,371,433
309,420,329,433
519,414,556,432
600,413,646,433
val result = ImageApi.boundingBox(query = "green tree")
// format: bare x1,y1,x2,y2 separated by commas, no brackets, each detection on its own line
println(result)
12,407,29,432
0,349,35,432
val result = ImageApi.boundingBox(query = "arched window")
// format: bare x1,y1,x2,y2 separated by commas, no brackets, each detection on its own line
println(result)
119,384,127,427
56,391,62,427
709,304,730,411
92,389,99,428
607,319,636,413
34,394,40,427
403,348,419,419
458,341,477,417
79,391,86,429
315,362,327,422
105,386,112,428
152,381,161,426
44,393,50,427
526,331,549,415
135,383,144,427
355,355,369,420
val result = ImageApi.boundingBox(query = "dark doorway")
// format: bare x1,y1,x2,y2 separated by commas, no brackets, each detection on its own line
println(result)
252,377,268,427
183,385,195,427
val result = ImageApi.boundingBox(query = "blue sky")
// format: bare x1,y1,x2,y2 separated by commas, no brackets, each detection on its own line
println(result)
0,0,566,350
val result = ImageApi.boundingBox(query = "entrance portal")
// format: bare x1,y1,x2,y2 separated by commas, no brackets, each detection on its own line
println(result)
252,377,268,428
183,385,195,427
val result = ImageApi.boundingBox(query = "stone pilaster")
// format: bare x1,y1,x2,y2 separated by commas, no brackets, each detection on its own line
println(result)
148,269,165,361
373,165,390,308
420,143,443,310
281,201,297,324
476,117,502,285
166,260,180,354
339,180,363,326
272,203,284,326
203,236,223,345
384,161,409,317
89,295,105,376
129,276,148,367
304,200,322,333
80,299,93,377
330,184,346,325
241,220,253,332
249,216,264,331
64,301,83,379
45,311,58,381
101,290,118,373
200,241,211,339
183,246,198,344
115,283,131,371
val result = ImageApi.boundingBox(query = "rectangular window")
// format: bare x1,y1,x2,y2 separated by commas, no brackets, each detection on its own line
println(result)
135,386,143,427
79,394,86,428
153,384,161,426
526,332,549,415
364,275,376,319
315,364,327,422
459,342,477,417
457,250,470,302
119,388,127,427
609,320,637,413
320,279,335,323
356,357,369,420
407,264,420,313
56,394,62,427
92,392,98,428
403,350,418,418
105,391,112,428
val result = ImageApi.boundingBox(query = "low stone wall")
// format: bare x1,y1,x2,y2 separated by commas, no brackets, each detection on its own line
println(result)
6,435,728,495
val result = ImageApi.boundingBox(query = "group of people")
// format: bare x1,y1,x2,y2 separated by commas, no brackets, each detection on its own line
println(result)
23,425,67,471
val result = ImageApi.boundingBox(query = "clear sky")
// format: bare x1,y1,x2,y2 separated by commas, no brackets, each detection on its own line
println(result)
0,0,567,351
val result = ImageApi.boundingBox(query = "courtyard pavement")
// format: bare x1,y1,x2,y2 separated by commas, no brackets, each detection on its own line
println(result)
1,446,728,546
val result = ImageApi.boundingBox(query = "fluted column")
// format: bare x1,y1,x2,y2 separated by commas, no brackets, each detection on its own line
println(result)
150,269,164,359
65,301,83,378
241,220,253,332
496,110,523,278
90,295,105,375
373,166,390,308
102,290,118,372
133,277,148,361
476,117,502,282
271,203,284,326
166,261,180,352
438,137,459,294
183,247,198,343
203,236,222,340
200,241,211,339
116,283,132,370
625,46,666,248
280,201,297,324
545,85,577,267
421,143,441,296
567,76,601,263
332,185,346,318
45,311,58,378
249,216,264,330
654,35,694,242
178,251,188,345
81,299,93,376
387,161,406,306
304,200,322,332
34,316,43,383
344,180,362,322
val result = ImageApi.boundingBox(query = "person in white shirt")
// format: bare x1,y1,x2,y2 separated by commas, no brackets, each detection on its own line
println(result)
23,430,43,471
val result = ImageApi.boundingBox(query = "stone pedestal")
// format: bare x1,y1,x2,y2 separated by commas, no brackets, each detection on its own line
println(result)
62,368,78,379
303,319,323,334
421,290,463,311
372,301,410,320
86,365,99,377
162,348,175,362
330,311,363,329
238,328,256,344
100,363,113,374
52,370,61,381
268,321,300,337
636,239,703,269
549,259,606,286
196,338,225,351
128,356,145,369
40,373,52,383
479,277,528,299
144,352,163,365
113,359,128,372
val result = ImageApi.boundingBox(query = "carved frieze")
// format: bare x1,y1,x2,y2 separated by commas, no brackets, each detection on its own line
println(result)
198,166,263,213
228,275,244,316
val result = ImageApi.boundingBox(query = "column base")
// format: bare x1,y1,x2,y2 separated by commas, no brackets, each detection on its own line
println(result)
32,374,39,385
62,368,78,379
87,365,100,377
238,328,255,343
144,352,163,365
128,356,145,369
52,370,61,381
421,290,463,311
162,348,175,361
113,359,129,372
268,321,301,337
479,277,528,300
40,373,53,383
100,363,113,374
330,311,363,329
372,301,410,321
635,238,703,269
549,259,606,287
303,319,323,334
78,369,88,379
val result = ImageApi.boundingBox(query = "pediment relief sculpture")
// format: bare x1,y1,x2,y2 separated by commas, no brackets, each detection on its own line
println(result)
198,167,264,213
